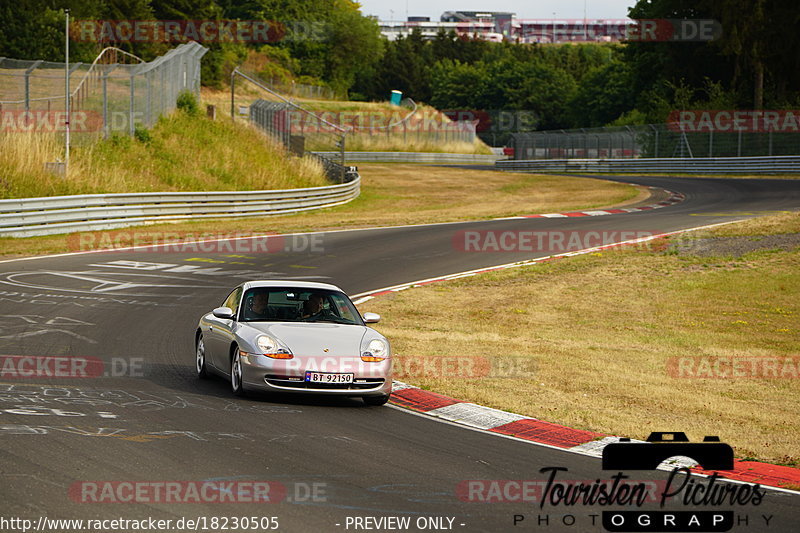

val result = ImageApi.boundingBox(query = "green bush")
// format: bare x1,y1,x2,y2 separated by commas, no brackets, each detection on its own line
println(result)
176,90,200,116
133,125,153,144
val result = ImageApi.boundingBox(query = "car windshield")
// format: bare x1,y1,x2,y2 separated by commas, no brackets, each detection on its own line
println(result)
239,287,364,325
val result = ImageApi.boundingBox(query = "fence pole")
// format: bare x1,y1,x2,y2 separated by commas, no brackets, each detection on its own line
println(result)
129,72,135,136
102,72,108,139
145,71,151,127
648,124,658,158
24,60,42,112
737,129,742,157
709,130,713,157
768,128,773,156
230,69,236,123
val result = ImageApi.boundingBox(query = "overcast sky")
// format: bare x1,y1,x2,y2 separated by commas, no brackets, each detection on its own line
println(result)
358,0,637,21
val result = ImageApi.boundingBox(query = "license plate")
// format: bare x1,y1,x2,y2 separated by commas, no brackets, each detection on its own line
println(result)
304,371,354,384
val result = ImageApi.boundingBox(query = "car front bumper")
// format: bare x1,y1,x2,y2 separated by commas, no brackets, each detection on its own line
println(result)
239,352,392,397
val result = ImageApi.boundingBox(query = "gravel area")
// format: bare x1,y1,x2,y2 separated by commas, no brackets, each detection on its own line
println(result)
669,233,800,257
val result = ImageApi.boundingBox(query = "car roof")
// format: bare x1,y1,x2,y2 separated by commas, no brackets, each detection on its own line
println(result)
240,280,344,292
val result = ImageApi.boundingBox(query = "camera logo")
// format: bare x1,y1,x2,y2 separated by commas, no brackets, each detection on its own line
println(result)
602,432,734,471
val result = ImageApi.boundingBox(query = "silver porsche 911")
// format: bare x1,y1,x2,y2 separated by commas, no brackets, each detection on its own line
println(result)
195,280,392,405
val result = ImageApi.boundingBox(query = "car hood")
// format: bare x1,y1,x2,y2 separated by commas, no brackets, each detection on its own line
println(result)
242,322,367,357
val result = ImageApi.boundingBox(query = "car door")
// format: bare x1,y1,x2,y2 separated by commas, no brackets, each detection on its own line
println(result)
206,287,242,371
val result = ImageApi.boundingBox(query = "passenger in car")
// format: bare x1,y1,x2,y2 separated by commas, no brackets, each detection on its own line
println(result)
247,292,272,319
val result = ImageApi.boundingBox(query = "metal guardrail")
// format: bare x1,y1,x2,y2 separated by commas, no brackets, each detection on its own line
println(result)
496,156,800,174
0,177,360,238
314,152,502,164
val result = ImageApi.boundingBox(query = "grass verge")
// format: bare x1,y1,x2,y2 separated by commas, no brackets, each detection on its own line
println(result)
363,211,800,465
0,165,640,257
0,111,327,199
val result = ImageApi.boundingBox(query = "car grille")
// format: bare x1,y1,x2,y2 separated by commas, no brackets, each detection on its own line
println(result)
264,375,385,390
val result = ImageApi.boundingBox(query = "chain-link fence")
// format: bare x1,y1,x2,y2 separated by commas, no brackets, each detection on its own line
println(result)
249,98,350,183
0,42,207,142
512,124,800,160
344,99,477,148
257,76,336,100
236,69,351,183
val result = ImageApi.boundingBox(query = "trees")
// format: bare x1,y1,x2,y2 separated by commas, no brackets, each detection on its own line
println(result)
624,0,800,116
567,59,635,127
4,0,796,126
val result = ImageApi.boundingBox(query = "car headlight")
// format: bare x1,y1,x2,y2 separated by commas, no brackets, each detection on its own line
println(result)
361,338,388,362
256,335,293,359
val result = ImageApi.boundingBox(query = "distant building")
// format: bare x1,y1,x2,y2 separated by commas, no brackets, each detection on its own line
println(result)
378,10,631,43
378,19,500,42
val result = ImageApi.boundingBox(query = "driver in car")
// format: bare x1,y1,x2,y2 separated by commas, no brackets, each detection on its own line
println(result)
302,293,336,320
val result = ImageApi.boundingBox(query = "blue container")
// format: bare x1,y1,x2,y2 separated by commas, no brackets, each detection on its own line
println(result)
390,90,402,106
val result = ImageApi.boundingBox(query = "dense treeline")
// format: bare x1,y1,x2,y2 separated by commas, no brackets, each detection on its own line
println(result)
1,0,798,131
358,0,800,130
0,0,382,94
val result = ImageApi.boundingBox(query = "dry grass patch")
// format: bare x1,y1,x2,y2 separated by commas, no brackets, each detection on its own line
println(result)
364,212,800,465
206,87,492,154
0,165,640,257
0,111,327,199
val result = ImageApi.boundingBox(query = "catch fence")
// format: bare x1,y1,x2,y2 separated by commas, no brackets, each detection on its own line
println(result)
511,123,800,159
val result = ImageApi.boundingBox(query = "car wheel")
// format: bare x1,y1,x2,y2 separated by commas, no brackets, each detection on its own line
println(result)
231,347,246,397
363,394,390,406
196,334,208,379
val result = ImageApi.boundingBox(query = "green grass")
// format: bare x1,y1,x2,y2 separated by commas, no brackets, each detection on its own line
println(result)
0,109,327,199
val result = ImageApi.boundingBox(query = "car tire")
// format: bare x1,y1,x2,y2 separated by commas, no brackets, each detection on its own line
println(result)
196,334,208,379
230,346,246,397
363,394,390,406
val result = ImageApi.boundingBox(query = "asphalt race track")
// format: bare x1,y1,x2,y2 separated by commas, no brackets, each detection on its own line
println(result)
0,175,798,532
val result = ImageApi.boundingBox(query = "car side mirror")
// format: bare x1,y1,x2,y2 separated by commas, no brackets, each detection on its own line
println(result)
362,312,380,324
212,306,235,320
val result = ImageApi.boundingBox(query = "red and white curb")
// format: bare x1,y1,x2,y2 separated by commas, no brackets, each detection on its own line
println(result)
497,188,686,220
355,222,800,492
389,381,800,492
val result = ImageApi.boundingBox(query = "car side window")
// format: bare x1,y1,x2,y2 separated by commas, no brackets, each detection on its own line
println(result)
222,287,242,315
